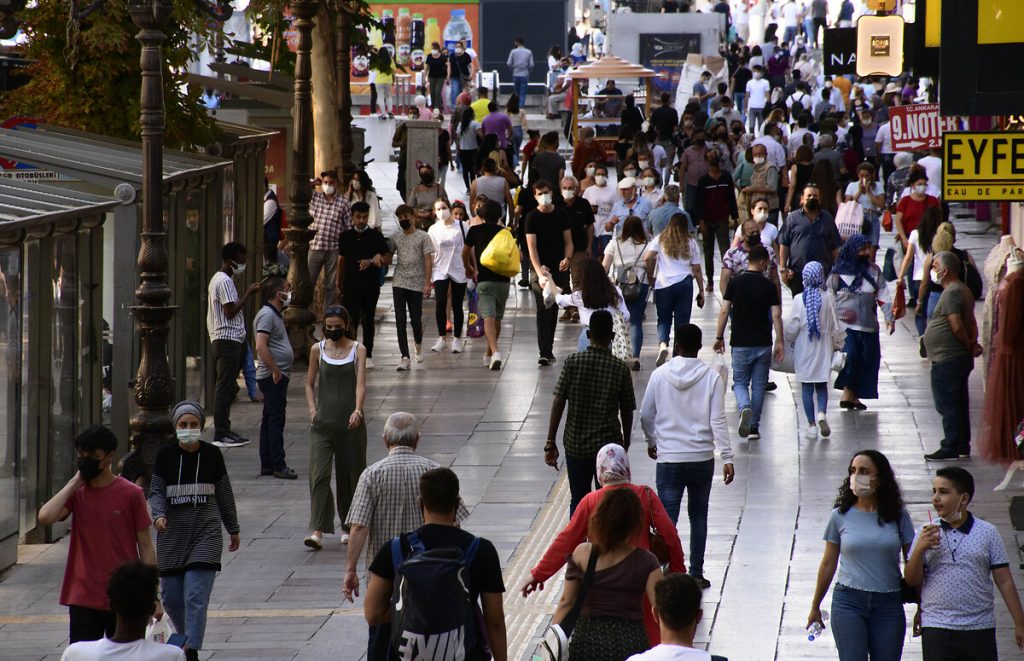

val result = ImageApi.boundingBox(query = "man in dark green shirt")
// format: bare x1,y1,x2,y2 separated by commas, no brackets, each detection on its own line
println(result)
545,310,636,516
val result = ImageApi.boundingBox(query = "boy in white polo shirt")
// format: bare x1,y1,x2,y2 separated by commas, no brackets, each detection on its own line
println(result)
906,467,1024,660
627,573,715,660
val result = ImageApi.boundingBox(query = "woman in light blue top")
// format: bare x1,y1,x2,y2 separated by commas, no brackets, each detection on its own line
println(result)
808,450,914,661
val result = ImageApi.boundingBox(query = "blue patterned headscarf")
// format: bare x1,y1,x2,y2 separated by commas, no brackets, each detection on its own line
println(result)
802,261,825,341
831,234,872,290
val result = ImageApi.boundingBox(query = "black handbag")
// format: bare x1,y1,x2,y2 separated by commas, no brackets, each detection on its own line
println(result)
898,525,920,604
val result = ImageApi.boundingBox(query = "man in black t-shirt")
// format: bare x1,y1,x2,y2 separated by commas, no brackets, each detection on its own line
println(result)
463,200,510,371
651,92,679,180
337,201,392,366
525,181,573,365
713,246,783,441
363,468,506,661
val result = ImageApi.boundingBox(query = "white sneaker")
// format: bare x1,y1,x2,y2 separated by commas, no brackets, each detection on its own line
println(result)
365,358,374,369
483,353,492,367
490,352,503,371
817,412,831,437
656,343,670,367
397,357,411,371
303,532,323,550
414,344,423,362
340,533,351,545
430,337,447,352
451,338,464,353
804,425,818,441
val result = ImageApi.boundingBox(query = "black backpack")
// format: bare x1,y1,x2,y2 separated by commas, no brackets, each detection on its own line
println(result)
959,251,983,300
389,532,485,660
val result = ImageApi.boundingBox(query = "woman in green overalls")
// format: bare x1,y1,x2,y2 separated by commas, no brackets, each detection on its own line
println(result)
302,305,367,550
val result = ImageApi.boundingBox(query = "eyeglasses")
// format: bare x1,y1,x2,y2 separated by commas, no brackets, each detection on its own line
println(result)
324,305,347,317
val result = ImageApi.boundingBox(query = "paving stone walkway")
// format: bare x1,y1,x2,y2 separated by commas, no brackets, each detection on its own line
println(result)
0,143,1020,660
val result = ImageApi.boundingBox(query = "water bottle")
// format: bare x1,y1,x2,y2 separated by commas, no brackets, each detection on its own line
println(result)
807,610,829,641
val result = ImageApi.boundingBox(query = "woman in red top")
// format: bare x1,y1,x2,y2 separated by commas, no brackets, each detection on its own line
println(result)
893,167,939,249
520,443,684,644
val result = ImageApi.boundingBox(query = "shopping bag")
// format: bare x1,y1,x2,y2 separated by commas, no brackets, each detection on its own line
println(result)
883,248,898,282
710,353,729,387
145,616,175,645
466,285,484,338
771,336,796,373
881,209,893,232
479,227,521,278
835,201,864,242
892,281,907,320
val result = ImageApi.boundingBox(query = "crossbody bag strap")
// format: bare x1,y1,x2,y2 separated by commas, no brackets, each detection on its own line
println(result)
559,547,600,635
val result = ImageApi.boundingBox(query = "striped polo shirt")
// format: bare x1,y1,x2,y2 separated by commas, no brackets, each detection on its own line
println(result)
207,271,245,343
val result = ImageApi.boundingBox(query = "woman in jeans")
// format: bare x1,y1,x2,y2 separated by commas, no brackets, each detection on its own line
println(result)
829,235,895,411
149,401,240,661
603,215,650,370
522,444,684,645
644,212,704,368
551,488,662,660
808,450,914,661
427,199,468,353
555,257,629,353
896,205,943,344
506,94,528,167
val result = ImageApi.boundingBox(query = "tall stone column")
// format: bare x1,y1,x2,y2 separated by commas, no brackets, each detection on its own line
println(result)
284,0,319,363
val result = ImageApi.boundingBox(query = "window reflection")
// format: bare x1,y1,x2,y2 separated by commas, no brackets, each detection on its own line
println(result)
0,249,20,541
184,200,204,401
51,236,78,497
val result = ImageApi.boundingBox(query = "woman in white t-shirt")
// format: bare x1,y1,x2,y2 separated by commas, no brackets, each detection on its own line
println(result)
427,199,469,353
603,215,651,370
896,205,943,340
731,197,779,251
842,162,886,247
556,257,629,354
644,212,704,367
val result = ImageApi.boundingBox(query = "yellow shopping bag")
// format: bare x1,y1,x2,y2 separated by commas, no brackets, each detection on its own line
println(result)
479,227,521,278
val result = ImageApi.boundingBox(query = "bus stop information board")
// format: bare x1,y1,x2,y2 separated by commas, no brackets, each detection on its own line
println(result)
943,131,1024,201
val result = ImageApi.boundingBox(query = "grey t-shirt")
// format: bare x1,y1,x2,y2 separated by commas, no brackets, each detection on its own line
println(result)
388,229,436,292
824,506,915,593
923,281,974,364
253,304,293,379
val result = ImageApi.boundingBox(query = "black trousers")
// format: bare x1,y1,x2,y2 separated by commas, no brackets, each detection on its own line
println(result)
258,375,289,473
212,339,244,435
530,269,570,358
69,605,116,644
393,287,424,357
433,278,467,337
921,627,997,661
458,149,476,189
343,286,381,357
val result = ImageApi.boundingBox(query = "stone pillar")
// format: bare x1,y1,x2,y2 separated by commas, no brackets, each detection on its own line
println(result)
402,119,441,200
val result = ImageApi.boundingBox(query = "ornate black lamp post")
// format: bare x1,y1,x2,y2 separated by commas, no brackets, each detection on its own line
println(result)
283,0,318,362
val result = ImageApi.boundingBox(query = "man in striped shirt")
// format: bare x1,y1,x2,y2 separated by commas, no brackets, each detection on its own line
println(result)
308,170,351,312
207,242,261,447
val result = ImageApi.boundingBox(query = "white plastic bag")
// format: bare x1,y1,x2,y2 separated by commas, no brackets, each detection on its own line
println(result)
710,352,729,387
145,616,175,645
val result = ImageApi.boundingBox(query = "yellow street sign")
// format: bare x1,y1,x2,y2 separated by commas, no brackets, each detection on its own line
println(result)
944,132,1024,201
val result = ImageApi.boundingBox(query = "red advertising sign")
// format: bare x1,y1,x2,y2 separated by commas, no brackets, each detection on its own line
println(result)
889,104,961,151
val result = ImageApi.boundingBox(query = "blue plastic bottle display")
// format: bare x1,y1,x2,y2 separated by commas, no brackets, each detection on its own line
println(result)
442,9,473,52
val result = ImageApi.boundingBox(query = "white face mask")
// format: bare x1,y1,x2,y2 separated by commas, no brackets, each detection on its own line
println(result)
537,193,553,206
930,268,944,285
436,208,451,221
585,166,596,177
561,189,576,201
940,497,967,524
351,180,362,191
231,261,246,276
322,184,336,196
914,184,928,195
455,47,464,55
623,169,636,178
176,428,201,446
280,292,292,307
643,177,656,187
594,175,607,186
753,210,769,222
638,160,650,169
849,474,875,497
431,49,440,56
753,156,766,165
753,72,762,79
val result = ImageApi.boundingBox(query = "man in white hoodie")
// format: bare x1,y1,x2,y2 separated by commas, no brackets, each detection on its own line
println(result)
641,323,734,591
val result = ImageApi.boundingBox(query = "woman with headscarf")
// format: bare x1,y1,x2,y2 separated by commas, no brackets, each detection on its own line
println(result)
148,401,240,661
828,235,895,411
519,443,684,645
786,262,842,441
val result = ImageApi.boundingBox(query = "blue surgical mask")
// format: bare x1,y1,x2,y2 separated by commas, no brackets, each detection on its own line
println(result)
176,428,201,446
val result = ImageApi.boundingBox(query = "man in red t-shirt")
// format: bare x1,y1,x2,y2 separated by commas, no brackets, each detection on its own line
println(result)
37,426,155,644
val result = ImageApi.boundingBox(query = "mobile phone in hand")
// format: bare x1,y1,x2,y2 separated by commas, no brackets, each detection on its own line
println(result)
167,632,189,648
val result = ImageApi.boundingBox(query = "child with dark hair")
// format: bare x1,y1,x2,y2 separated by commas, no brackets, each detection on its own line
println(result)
906,467,1024,659
38,426,155,645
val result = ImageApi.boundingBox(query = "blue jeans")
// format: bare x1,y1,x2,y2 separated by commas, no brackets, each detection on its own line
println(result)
513,76,529,104
566,453,600,518
731,346,771,426
625,284,649,358
449,77,464,108
161,569,218,650
242,343,258,399
592,234,611,257
656,459,714,576
654,276,694,345
801,382,828,425
783,26,798,45
733,91,745,114
258,375,289,473
684,184,699,217
511,125,524,166
916,290,941,337
931,355,973,454
830,585,906,661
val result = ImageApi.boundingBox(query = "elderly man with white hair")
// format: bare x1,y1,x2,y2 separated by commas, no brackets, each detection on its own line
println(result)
342,412,468,605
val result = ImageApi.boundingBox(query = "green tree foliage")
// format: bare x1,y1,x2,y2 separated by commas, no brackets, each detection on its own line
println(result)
0,0,220,148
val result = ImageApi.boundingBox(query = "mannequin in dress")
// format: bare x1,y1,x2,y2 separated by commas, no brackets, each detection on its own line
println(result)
983,235,1018,377
987,248,1024,489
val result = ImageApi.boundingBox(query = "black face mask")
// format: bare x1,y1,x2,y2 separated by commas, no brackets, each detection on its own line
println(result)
324,328,345,341
398,218,412,230
746,234,761,245
77,456,103,482
805,198,821,212
420,172,434,184
857,255,870,264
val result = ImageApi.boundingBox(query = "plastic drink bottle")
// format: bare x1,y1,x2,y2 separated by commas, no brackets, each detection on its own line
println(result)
425,17,440,52
380,9,395,59
396,8,412,66
807,610,829,641
443,9,473,52
410,13,425,71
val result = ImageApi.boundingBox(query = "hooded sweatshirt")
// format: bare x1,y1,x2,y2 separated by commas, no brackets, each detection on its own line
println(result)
640,356,733,464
